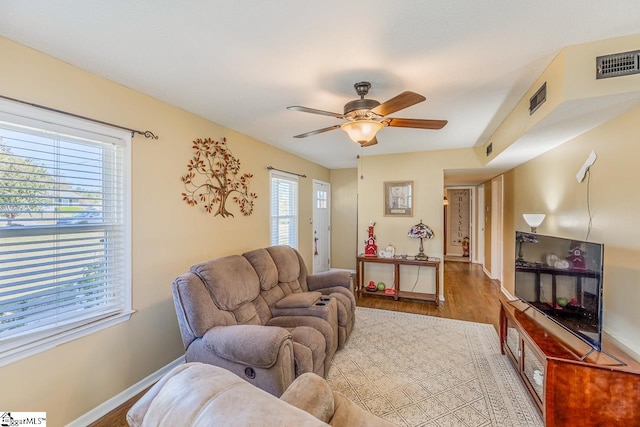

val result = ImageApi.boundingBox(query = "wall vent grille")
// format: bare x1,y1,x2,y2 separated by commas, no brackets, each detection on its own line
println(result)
529,82,546,115
596,50,640,79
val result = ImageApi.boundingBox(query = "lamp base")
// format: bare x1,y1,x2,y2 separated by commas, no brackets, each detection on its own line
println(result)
415,237,427,260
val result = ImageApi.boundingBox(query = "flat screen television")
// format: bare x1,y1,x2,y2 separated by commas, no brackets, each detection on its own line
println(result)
514,231,604,350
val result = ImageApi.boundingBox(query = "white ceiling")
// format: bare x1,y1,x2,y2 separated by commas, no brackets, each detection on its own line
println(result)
1,1,640,182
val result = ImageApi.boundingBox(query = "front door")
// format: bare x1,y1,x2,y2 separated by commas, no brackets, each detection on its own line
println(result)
312,180,331,273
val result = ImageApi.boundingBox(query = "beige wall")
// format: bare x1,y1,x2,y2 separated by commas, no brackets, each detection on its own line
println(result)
358,149,481,297
0,37,330,425
564,34,640,100
476,49,567,164
477,34,640,166
504,106,640,358
330,168,358,270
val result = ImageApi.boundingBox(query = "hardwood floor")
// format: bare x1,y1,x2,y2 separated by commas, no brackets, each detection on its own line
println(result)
356,260,502,331
91,261,502,426
88,389,149,427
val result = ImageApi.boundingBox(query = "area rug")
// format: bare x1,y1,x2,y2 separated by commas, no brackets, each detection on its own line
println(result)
326,308,542,427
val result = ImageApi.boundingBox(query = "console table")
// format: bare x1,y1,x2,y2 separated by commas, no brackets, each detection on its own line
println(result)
499,296,640,425
355,255,440,305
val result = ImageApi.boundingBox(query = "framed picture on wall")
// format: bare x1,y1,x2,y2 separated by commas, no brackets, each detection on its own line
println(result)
384,181,413,216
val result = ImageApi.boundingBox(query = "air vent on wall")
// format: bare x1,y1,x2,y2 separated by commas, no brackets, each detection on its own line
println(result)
529,82,546,115
596,49,640,79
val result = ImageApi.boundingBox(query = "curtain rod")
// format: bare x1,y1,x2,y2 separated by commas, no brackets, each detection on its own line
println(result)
267,166,307,178
0,94,159,140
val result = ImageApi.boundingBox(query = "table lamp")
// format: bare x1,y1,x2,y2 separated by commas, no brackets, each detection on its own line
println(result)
408,220,434,260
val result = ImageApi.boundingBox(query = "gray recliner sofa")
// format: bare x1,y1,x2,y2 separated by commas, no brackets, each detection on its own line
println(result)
127,362,396,426
172,245,355,396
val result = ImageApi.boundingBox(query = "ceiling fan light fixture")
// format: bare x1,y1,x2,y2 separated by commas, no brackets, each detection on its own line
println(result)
288,82,445,144
340,120,384,144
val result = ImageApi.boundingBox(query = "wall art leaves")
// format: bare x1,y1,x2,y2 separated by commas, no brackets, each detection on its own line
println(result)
181,137,257,217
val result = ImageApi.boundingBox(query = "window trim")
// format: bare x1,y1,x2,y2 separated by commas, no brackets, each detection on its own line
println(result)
269,170,299,249
0,98,133,367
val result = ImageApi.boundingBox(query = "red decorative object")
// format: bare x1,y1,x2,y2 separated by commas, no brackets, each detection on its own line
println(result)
364,222,378,257
462,236,470,257
567,243,586,269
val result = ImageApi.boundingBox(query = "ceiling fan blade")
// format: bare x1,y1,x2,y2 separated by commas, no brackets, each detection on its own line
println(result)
293,125,341,138
361,136,378,147
370,91,426,117
287,106,345,119
387,118,448,129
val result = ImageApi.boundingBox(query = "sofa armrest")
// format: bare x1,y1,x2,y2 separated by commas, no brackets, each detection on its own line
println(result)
127,363,196,427
202,325,292,368
307,270,352,292
275,291,323,309
280,372,335,423
331,392,398,426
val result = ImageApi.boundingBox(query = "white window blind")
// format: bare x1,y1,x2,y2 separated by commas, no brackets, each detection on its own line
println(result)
0,101,131,366
270,171,298,248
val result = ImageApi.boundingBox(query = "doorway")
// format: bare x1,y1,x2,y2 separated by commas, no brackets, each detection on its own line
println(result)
312,180,331,273
490,175,504,283
444,187,474,262
476,185,485,265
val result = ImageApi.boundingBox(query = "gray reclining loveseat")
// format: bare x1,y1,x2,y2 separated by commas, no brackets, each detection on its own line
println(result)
172,245,355,396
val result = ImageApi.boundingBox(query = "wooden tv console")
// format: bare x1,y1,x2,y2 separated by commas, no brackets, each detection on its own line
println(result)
499,297,640,426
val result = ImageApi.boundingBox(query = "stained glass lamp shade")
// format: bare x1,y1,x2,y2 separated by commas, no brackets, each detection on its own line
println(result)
408,221,434,260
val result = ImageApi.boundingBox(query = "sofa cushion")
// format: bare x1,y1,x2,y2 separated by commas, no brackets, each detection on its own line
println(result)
266,245,302,283
243,248,280,291
275,292,322,309
173,273,238,343
191,255,260,311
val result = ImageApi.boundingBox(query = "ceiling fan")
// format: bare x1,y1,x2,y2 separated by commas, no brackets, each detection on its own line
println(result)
287,81,447,147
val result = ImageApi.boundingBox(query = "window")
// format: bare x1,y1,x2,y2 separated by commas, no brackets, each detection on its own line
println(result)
316,189,328,209
270,170,298,248
0,100,131,366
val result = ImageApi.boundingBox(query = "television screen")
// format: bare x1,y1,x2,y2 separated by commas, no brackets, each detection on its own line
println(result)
514,231,604,350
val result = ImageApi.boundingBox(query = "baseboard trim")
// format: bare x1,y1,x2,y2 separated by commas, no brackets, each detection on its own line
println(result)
603,331,640,362
501,288,516,301
66,355,185,427
482,266,492,278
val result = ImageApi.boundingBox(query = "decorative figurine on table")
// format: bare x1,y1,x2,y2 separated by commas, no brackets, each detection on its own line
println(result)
567,242,586,269
378,244,395,258
462,236,470,257
364,221,378,257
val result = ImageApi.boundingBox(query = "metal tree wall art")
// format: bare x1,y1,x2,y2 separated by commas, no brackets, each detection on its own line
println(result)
181,137,257,217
